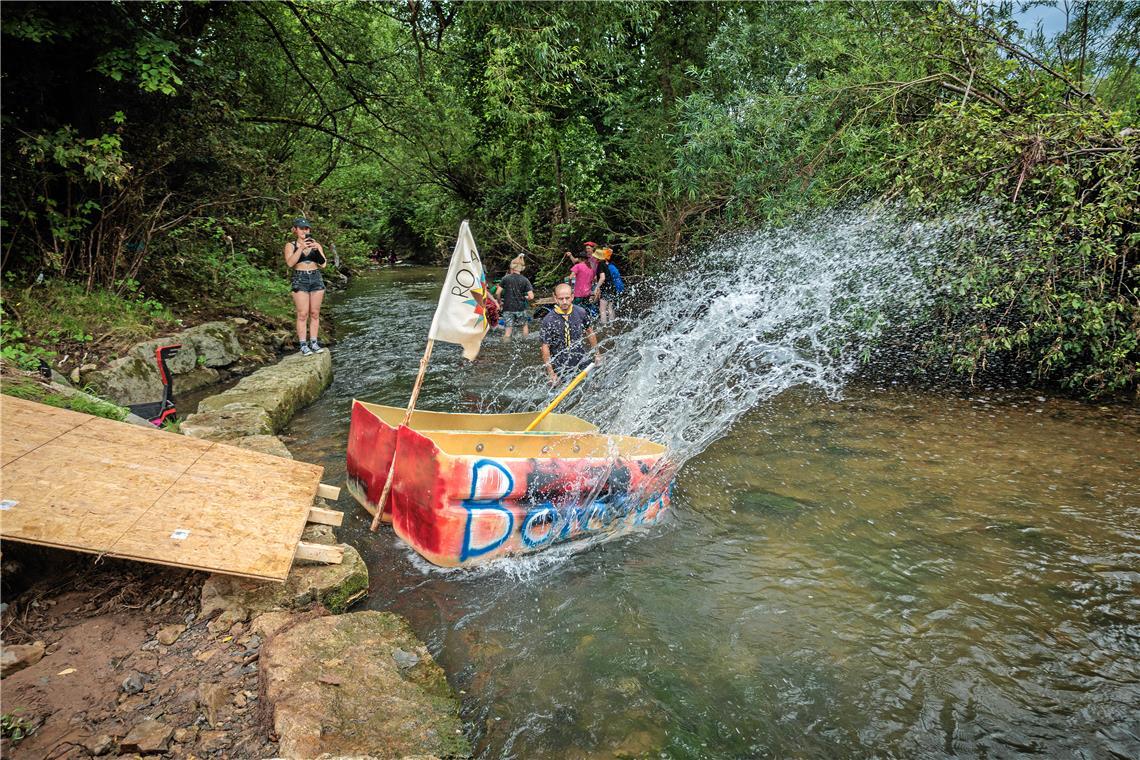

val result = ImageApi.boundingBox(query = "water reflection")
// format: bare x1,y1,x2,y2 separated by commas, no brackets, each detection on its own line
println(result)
286,268,1139,759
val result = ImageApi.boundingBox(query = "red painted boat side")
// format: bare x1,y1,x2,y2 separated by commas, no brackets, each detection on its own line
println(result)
345,399,398,515
345,400,673,567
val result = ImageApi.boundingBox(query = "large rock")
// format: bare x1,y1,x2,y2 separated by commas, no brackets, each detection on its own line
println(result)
231,434,294,459
131,337,198,375
179,404,274,441
200,544,368,617
130,321,243,370
85,354,165,405
85,321,245,405
171,365,222,396
260,612,470,759
195,351,331,432
180,321,244,367
1,642,45,678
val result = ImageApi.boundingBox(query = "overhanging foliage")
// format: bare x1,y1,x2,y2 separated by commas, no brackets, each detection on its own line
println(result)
1,1,1135,396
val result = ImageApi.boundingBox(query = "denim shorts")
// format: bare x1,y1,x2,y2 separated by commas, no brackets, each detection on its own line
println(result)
501,309,530,327
291,269,326,293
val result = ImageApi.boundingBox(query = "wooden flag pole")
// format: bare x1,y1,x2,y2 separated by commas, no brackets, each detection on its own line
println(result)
524,362,595,432
370,339,435,531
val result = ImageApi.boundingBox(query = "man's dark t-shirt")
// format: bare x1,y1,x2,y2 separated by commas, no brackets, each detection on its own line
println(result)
498,273,533,312
541,305,592,376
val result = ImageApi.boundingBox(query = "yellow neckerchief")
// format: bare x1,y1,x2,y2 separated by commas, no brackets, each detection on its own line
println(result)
554,304,573,347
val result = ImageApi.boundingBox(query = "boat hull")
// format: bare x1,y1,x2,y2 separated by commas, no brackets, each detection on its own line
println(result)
346,400,672,567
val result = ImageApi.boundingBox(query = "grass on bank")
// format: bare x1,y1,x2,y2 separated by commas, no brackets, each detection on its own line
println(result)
2,278,176,370
1,262,293,374
1,373,129,421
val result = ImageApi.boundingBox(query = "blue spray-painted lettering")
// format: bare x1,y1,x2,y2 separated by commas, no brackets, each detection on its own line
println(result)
520,503,559,548
460,458,670,560
459,460,515,561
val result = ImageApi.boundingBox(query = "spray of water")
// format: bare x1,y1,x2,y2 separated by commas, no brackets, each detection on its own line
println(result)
525,205,997,471
403,538,600,581
444,205,1002,572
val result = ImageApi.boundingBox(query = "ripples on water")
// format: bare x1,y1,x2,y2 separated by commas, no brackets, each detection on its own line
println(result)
285,208,1139,759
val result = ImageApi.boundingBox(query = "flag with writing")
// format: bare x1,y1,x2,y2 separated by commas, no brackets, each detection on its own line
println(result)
428,220,490,360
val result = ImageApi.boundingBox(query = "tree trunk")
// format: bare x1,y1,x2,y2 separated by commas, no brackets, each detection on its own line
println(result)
553,145,568,225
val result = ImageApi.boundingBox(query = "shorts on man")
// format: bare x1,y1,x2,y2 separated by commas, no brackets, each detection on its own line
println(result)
500,309,530,327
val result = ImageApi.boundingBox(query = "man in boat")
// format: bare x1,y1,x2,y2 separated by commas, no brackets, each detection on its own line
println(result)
541,283,601,386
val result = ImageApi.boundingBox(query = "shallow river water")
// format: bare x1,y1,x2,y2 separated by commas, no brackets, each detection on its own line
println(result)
285,267,1139,759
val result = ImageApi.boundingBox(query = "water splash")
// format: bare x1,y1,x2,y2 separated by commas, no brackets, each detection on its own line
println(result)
547,206,996,470
402,539,600,581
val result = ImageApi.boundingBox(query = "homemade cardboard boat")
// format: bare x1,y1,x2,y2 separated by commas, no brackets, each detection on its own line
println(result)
346,400,673,567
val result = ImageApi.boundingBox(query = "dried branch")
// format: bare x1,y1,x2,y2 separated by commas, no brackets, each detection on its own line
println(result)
947,4,1105,113
250,3,339,138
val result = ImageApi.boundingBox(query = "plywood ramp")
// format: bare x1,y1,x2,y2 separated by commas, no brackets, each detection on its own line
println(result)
0,395,325,582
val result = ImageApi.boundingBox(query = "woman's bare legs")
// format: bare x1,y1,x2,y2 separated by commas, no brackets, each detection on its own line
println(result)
292,290,311,343
308,288,325,341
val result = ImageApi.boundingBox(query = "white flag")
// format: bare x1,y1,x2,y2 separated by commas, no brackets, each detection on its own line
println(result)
428,220,490,360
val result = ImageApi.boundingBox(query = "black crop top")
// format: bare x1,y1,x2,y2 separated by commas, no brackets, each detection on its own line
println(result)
293,242,326,266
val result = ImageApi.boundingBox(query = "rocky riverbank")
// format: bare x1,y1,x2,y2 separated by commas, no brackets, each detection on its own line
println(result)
1,332,470,758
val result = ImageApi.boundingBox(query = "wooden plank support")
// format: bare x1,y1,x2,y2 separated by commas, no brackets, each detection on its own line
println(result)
307,506,343,527
295,541,345,564
317,483,341,501
0,396,326,582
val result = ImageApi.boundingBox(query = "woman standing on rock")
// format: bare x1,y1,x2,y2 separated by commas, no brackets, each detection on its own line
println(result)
284,217,327,355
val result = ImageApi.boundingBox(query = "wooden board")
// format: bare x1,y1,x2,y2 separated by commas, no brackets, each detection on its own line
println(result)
0,395,324,582
0,398,92,466
307,506,343,526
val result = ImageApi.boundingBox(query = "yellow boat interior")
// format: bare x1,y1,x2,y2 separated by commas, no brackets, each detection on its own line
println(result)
355,400,666,459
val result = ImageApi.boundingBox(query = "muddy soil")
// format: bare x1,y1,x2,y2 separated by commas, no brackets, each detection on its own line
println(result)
0,546,313,759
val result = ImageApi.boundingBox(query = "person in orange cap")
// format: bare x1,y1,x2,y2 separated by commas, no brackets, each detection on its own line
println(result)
585,245,609,319
596,248,623,325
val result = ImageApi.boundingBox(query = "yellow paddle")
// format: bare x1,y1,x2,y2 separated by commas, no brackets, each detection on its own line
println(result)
524,362,596,432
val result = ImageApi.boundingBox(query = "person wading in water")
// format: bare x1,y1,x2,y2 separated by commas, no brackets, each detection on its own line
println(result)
540,283,600,386
495,258,535,341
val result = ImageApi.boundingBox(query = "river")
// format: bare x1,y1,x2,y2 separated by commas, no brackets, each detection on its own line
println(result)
285,266,1139,759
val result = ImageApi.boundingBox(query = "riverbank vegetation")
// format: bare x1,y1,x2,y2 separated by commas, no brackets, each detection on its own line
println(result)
2,1,1135,397
0,369,129,421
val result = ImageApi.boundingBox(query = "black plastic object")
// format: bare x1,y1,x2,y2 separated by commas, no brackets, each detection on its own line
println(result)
126,344,181,427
